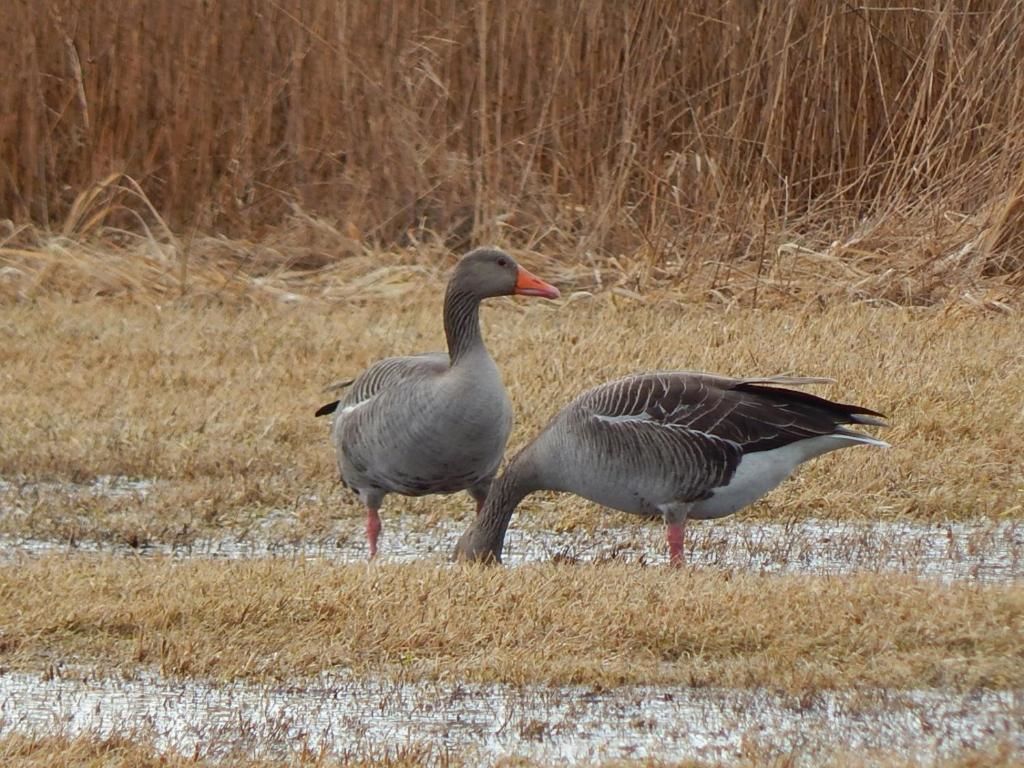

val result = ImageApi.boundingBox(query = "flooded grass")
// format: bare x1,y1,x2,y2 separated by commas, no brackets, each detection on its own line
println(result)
2,475,1021,583
1,513,1021,585
0,474,155,499
1,669,1021,766
0,732,442,768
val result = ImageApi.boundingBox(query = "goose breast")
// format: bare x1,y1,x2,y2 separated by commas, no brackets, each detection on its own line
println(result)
337,353,512,497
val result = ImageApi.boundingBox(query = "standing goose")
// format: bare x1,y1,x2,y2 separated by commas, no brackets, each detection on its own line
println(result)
316,248,559,559
455,372,888,566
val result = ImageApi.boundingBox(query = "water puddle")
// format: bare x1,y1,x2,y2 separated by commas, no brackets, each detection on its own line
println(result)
1,670,1020,765
0,474,154,499
1,518,1021,584
1,475,1021,583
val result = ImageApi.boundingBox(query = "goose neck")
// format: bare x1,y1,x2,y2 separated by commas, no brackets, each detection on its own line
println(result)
443,284,484,364
463,457,538,561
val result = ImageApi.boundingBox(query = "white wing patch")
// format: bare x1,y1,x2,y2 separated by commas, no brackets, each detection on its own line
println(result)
832,431,891,448
341,396,376,417
594,413,655,425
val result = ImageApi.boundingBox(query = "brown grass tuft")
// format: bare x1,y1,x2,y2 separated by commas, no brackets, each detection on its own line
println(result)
1,556,1021,691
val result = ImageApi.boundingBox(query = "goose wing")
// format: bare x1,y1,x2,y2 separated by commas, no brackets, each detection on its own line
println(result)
315,352,449,417
573,372,885,501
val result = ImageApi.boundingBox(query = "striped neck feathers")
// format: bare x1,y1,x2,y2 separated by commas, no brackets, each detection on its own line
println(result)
443,284,485,364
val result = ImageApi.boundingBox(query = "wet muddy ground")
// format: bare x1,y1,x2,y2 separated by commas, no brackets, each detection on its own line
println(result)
2,475,1021,584
2,475,1022,764
2,516,1022,583
1,475,1020,583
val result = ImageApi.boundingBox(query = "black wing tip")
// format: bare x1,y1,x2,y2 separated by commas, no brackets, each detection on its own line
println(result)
314,400,340,417
831,401,888,425
734,380,888,425
851,404,886,418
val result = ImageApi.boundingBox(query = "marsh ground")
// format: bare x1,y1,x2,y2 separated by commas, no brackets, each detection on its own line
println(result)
2,296,1020,538
0,294,1022,765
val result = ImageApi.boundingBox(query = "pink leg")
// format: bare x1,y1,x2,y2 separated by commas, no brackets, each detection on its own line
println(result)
365,507,382,560
666,520,686,568
468,484,488,518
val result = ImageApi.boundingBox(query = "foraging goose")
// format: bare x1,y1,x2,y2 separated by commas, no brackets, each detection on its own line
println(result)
454,372,888,566
316,248,560,559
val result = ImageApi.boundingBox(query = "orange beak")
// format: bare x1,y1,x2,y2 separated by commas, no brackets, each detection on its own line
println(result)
514,266,560,299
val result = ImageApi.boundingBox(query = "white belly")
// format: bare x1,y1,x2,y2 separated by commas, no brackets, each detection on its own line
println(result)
574,480,661,516
691,435,857,519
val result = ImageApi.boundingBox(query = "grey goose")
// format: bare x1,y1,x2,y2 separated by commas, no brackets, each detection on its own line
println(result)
455,371,888,566
316,248,560,559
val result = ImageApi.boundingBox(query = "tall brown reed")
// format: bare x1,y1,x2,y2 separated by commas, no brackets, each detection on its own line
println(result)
3,1,1024,274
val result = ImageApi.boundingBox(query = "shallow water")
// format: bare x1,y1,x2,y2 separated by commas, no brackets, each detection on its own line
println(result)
1,670,1020,765
0,474,154,499
2,516,1021,584
1,475,1022,583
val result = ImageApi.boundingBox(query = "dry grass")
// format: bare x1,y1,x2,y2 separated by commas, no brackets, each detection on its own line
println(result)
0,297,1021,550
0,555,1020,690
2,190,1021,309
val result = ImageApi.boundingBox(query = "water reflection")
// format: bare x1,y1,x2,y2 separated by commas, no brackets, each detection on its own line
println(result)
1,671,1021,765
1,518,1021,583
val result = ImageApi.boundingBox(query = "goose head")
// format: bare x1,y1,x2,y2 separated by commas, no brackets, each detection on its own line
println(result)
453,525,503,565
452,248,560,300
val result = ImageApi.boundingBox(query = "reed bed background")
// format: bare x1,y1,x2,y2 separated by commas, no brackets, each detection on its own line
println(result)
2,1,1024,306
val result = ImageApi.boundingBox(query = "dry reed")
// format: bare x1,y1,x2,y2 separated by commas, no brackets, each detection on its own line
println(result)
3,2,1024,304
